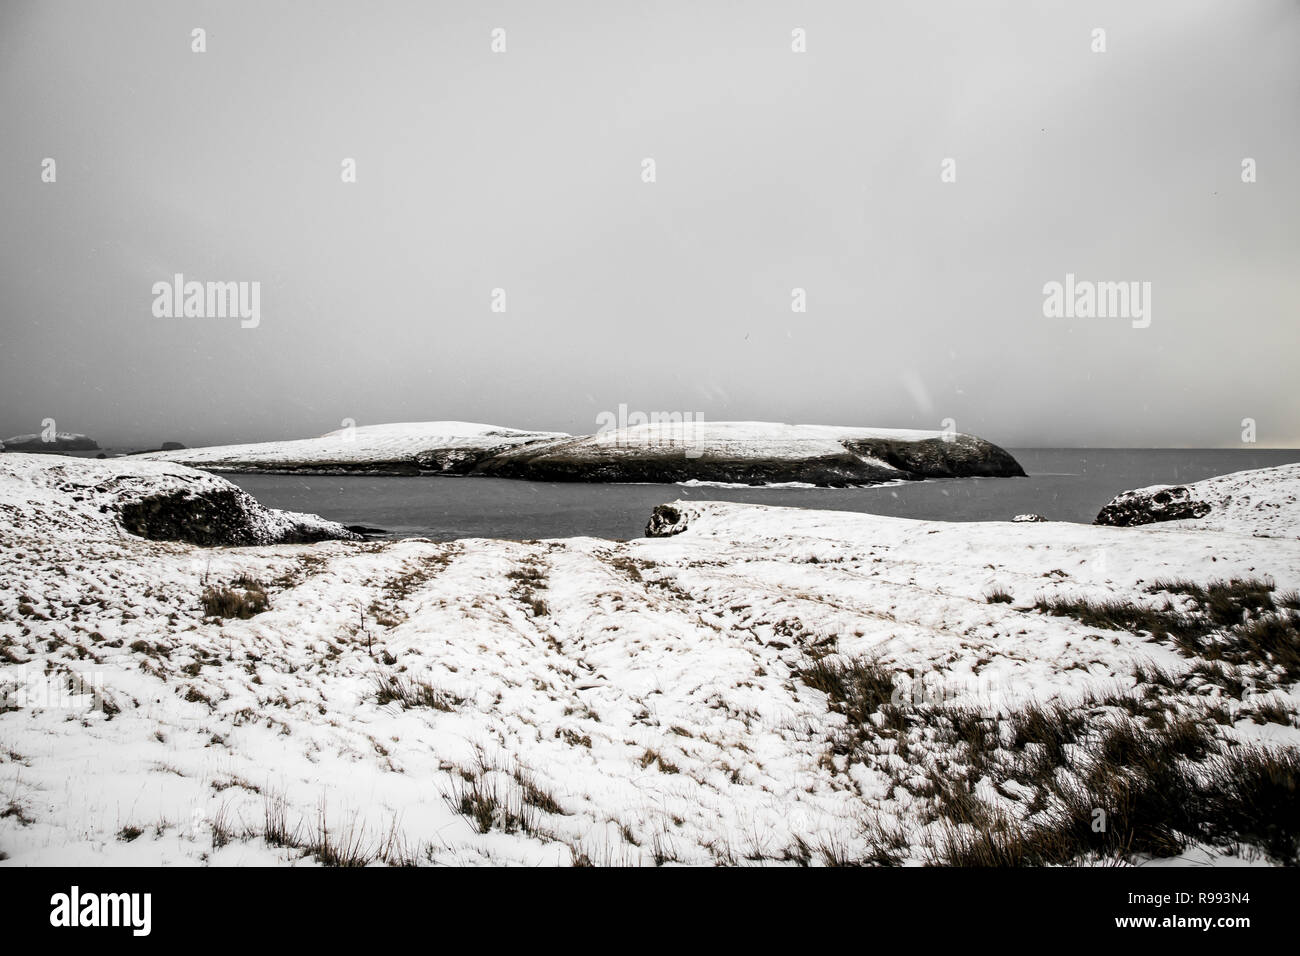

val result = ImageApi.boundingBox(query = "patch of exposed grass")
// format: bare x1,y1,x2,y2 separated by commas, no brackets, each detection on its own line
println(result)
797,655,908,759
1225,612,1300,681
1040,578,1300,685
448,774,534,835
650,832,680,866
305,810,373,867
928,711,1300,867
260,793,424,867
1183,659,1251,698
516,771,566,815
1008,700,1084,781
442,752,563,837
507,560,551,618
1033,595,1197,642
793,647,1300,867
1,801,33,826
263,793,300,848
1202,746,1300,864
373,672,464,712
1247,696,1298,727
201,580,269,620
1149,576,1276,627
797,656,897,727
640,749,680,774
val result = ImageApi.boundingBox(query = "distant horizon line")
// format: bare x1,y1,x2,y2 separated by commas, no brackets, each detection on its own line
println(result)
9,442,1300,453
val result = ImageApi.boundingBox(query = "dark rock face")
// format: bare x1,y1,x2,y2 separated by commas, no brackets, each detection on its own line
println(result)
414,447,506,475
1094,485,1213,528
645,505,688,537
118,488,355,546
198,447,509,477
477,447,903,486
203,459,426,476
841,435,1026,479
159,442,186,451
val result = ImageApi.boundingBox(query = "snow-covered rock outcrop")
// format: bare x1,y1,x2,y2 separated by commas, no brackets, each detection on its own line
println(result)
1095,463,1300,538
144,420,1025,486
0,453,359,546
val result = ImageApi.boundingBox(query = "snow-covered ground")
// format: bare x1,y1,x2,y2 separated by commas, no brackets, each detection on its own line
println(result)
1,457,1297,866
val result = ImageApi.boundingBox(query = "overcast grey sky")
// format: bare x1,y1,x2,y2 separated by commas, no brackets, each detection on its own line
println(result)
1,0,1297,448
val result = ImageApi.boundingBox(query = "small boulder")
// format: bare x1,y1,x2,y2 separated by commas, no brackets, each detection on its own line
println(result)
645,504,688,537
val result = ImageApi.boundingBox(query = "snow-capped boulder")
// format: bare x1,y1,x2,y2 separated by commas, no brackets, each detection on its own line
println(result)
0,453,359,546
645,504,689,537
1095,463,1300,538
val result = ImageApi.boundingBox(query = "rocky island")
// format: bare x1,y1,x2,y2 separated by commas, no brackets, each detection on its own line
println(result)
142,420,1026,486
1,431,99,453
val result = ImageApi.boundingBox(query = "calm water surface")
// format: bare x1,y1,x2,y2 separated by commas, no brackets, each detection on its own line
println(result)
225,449,1300,541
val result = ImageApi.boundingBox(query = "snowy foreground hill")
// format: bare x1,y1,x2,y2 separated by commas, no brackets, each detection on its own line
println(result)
1,458,1298,866
141,420,1026,485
